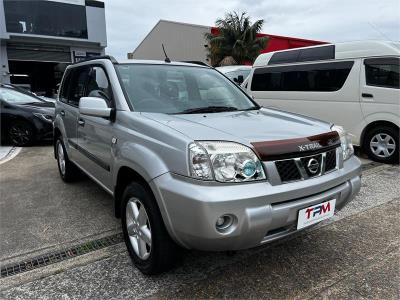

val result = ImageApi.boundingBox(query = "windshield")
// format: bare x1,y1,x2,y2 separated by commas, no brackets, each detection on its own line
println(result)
0,87,43,104
115,64,258,114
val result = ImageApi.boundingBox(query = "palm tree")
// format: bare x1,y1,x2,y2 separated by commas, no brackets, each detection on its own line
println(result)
205,12,268,66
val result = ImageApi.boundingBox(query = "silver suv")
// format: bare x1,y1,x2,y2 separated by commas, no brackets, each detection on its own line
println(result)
54,57,361,274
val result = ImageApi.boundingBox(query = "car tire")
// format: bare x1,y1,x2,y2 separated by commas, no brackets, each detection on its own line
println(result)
363,125,399,164
121,182,180,275
8,120,35,146
55,138,80,182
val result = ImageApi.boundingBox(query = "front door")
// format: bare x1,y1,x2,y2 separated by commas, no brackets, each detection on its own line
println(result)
60,66,90,161
75,66,114,190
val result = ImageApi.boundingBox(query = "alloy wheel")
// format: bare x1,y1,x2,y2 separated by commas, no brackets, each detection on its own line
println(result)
9,125,30,145
57,142,66,175
126,198,152,260
370,133,396,158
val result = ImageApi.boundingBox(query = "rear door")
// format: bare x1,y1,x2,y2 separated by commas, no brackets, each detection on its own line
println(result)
58,66,90,161
75,65,114,189
360,57,400,125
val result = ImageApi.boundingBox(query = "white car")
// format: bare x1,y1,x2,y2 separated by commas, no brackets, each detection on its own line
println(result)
217,65,252,85
245,41,400,163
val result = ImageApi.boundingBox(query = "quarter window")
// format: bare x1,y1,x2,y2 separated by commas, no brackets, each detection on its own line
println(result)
365,58,399,89
251,61,354,92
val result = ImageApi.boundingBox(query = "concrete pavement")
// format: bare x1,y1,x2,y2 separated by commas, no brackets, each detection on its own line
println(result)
0,146,119,263
0,146,399,299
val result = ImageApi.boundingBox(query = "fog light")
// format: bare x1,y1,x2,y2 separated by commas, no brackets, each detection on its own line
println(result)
216,216,225,227
215,214,235,233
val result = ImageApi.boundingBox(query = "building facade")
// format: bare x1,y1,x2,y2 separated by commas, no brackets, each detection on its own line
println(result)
128,20,326,65
0,0,107,96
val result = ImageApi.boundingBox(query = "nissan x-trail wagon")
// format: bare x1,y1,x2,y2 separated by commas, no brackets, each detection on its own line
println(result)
54,57,361,274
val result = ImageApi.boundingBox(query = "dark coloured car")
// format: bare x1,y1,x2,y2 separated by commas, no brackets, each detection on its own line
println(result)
0,86,55,146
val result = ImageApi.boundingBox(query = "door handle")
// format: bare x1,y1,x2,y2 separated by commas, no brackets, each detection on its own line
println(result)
60,110,65,117
78,119,85,126
362,93,373,98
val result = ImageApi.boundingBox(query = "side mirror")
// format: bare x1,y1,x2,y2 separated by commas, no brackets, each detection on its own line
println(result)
79,97,111,118
237,75,244,85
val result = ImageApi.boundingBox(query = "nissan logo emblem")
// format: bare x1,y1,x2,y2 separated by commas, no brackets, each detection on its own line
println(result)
307,158,320,174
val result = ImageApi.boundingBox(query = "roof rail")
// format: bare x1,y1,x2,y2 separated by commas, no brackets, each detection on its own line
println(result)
73,55,118,64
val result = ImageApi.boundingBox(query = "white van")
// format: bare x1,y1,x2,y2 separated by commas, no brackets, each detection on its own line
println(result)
245,41,399,163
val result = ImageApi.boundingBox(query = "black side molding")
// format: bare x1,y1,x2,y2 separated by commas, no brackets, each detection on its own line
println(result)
68,140,110,171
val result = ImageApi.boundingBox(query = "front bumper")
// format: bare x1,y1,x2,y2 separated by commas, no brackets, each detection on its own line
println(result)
150,155,361,251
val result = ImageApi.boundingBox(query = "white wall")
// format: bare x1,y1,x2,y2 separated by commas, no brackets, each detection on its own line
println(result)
86,5,107,47
131,20,210,63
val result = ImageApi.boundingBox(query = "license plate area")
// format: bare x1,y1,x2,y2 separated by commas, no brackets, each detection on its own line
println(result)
297,199,336,230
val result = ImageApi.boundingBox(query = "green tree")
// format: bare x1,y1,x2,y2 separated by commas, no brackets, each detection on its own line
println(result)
205,12,268,66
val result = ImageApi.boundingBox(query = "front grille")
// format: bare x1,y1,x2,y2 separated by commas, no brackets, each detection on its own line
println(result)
275,160,302,182
274,148,338,183
325,149,337,172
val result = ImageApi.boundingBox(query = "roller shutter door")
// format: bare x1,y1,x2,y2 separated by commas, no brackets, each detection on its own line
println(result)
7,43,71,63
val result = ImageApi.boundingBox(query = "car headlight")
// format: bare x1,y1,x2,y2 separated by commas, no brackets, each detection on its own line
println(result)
332,125,354,160
189,141,266,182
33,113,53,123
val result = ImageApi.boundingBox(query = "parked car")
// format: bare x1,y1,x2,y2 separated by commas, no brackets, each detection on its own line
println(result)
0,85,54,146
0,83,57,104
245,41,400,163
217,65,252,85
54,57,361,274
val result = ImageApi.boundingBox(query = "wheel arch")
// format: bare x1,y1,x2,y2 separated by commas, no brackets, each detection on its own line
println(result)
114,166,153,218
360,120,399,149
53,127,62,159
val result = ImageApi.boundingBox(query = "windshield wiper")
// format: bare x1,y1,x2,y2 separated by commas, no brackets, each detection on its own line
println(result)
177,106,239,114
243,106,260,111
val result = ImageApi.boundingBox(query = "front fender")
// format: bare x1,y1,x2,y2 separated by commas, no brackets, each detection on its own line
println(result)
113,141,169,186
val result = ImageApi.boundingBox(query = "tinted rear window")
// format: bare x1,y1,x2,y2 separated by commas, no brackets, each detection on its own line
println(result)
269,45,335,65
365,58,399,89
251,61,354,92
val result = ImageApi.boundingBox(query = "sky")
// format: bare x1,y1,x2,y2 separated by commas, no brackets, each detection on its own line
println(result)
104,0,400,59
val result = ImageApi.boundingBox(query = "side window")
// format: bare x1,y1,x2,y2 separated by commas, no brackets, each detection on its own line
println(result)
365,58,399,89
86,66,112,104
67,66,90,106
59,69,72,103
251,61,354,92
